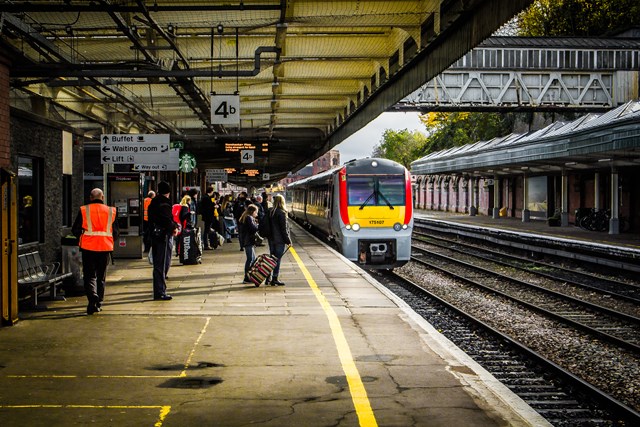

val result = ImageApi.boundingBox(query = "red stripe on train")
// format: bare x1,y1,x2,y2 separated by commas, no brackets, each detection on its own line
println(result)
338,166,349,225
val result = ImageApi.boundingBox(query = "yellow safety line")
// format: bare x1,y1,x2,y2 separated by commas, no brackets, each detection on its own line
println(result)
180,316,211,377
7,374,178,379
289,246,378,427
0,405,171,426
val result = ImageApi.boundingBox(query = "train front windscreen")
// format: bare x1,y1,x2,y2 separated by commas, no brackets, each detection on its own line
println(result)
347,175,406,207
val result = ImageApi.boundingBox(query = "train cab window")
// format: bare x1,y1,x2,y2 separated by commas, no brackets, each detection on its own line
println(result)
17,155,43,245
348,175,405,207
378,176,405,205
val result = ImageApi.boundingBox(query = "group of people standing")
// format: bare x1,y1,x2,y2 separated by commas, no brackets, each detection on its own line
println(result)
238,193,291,286
73,182,291,315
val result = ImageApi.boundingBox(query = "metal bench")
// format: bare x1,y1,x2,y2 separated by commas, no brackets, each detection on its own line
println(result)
17,251,72,309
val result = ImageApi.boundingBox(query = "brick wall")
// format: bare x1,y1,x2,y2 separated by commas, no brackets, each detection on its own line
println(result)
0,61,10,168
11,110,84,264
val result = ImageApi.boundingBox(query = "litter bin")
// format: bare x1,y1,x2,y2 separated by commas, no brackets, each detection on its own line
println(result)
61,235,84,295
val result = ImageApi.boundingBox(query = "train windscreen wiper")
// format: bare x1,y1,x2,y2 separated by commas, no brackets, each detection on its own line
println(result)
359,192,376,210
377,191,394,209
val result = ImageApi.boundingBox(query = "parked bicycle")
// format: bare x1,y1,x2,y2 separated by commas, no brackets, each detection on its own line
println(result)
576,208,631,232
577,208,610,232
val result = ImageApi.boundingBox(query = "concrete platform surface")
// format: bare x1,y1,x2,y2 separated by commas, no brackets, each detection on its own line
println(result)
0,223,550,427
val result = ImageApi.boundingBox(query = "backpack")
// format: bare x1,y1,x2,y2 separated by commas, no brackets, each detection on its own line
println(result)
258,208,273,239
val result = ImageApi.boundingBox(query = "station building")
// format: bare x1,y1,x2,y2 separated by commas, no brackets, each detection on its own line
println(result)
411,101,640,234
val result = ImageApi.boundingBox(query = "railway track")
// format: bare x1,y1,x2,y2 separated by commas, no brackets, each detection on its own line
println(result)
376,271,640,427
413,227,640,305
410,240,640,352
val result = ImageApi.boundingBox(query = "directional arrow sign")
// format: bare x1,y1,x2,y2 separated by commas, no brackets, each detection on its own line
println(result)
100,133,178,165
101,134,169,144
133,163,179,171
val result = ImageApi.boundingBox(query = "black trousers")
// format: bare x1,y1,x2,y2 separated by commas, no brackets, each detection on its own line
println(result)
81,249,110,305
151,234,173,298
202,218,220,248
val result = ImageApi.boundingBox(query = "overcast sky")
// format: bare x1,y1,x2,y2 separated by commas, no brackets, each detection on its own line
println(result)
334,111,425,164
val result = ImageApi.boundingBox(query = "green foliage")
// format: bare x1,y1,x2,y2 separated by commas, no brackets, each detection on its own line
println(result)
372,129,428,169
518,0,640,36
417,112,513,156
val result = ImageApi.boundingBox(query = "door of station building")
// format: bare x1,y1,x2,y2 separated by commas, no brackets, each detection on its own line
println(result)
1,168,19,325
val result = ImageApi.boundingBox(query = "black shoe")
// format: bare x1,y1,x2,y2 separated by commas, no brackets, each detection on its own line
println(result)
203,247,212,250
272,279,285,286
154,294,173,301
87,303,99,315
226,239,232,243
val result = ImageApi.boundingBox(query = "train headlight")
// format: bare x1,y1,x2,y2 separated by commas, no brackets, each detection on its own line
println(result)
402,224,408,230
345,224,352,230
351,223,361,231
393,223,402,231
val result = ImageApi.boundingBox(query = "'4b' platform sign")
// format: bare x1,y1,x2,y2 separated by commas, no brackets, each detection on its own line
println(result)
211,94,240,125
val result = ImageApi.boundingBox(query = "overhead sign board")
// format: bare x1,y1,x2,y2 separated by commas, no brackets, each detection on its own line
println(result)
211,94,240,125
100,133,179,165
240,149,254,164
206,168,228,182
133,163,179,171
102,134,169,144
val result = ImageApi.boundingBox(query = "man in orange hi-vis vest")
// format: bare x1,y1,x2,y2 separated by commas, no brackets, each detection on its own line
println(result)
72,188,119,315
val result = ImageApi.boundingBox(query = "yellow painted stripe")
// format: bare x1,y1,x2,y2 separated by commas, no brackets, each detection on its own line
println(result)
180,316,211,377
7,375,178,379
0,405,171,426
289,246,378,427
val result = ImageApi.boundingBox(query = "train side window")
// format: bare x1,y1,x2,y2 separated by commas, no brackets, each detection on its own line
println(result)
17,155,43,245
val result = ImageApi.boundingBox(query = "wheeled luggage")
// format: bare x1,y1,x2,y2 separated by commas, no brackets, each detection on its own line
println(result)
247,254,278,287
179,226,202,265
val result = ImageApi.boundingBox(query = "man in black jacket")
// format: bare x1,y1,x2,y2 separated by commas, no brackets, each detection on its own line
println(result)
147,181,179,300
200,185,217,250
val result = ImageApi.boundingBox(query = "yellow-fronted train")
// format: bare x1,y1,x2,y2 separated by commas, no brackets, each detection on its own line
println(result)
287,158,413,269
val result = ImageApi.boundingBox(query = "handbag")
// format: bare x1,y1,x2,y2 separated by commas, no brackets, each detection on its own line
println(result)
252,232,264,246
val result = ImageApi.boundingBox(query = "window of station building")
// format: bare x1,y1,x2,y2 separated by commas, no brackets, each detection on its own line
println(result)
61,174,72,226
17,155,43,245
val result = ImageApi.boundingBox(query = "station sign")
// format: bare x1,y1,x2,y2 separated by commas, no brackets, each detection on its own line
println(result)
100,133,179,165
211,94,240,125
224,141,268,153
240,149,255,164
206,168,228,182
133,163,179,171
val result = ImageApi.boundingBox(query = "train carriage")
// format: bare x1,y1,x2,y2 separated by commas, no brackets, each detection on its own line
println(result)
288,158,413,269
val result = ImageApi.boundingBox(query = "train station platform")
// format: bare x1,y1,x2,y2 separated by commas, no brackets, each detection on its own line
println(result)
415,209,640,250
0,223,549,427
414,209,640,271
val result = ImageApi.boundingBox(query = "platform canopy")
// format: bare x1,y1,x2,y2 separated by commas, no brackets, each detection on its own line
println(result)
1,0,533,185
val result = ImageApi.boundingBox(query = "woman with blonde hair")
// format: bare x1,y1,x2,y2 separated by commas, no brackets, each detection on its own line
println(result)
238,204,259,283
267,194,291,286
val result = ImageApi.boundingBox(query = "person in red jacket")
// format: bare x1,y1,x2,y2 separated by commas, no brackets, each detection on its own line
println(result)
72,188,119,315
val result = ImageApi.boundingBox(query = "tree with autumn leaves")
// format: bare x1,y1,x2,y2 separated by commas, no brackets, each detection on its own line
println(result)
373,0,639,166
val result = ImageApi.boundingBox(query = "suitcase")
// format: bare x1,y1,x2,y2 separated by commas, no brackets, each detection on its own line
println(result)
180,226,202,265
247,254,278,287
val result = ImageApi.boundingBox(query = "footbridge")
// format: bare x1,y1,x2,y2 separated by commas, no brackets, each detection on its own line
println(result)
395,36,640,112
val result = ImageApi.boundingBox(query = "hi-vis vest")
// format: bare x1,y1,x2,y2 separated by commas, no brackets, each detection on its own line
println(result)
143,197,152,221
80,203,116,251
